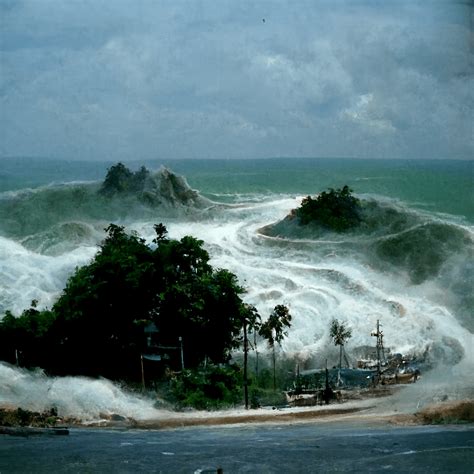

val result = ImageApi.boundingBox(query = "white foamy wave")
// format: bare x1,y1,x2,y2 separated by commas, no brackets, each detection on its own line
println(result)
376,357,474,415
1,192,472,419
134,196,472,368
2,194,472,374
0,236,97,315
0,362,164,421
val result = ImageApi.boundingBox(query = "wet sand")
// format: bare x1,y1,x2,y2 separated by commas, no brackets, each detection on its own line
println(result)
98,398,474,431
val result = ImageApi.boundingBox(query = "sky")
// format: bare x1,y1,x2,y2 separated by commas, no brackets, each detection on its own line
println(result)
0,0,473,161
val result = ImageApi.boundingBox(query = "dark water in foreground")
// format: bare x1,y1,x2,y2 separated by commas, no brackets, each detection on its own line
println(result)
1,423,473,473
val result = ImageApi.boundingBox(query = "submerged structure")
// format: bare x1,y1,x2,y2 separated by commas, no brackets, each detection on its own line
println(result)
286,320,421,407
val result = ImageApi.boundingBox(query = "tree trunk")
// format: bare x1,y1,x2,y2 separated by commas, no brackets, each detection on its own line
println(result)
243,320,249,409
339,344,343,370
254,331,259,385
272,345,276,391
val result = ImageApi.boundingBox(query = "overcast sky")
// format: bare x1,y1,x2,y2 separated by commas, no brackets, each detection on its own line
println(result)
1,0,473,161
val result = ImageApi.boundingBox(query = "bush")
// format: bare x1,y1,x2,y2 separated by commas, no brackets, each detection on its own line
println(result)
168,364,243,410
416,401,474,424
249,387,287,408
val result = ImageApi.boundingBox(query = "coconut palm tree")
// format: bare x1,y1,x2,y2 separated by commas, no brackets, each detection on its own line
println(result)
259,305,292,391
329,319,352,370
240,304,260,409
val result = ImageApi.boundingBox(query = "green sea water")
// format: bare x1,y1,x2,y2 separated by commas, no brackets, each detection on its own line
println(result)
180,159,474,223
0,158,474,223
1,157,473,222
0,156,473,416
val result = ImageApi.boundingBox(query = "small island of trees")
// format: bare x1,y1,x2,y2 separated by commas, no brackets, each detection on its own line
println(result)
295,185,362,231
99,162,150,196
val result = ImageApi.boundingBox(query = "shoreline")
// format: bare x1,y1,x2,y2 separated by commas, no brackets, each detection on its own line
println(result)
2,398,472,433
1,379,473,432
114,399,474,431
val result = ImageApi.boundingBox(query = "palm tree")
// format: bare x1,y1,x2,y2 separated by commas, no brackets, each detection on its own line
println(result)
329,319,352,370
259,305,292,391
240,304,260,409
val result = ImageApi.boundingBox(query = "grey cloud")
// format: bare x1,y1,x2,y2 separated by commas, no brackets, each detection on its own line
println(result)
0,0,472,160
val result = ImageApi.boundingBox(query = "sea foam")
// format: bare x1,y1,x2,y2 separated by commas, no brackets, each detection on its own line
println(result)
1,183,472,418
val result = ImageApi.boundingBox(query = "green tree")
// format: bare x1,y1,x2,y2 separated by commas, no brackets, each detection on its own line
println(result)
259,305,292,391
154,238,245,367
99,163,150,196
1,223,258,386
1,223,253,380
50,224,157,376
329,319,352,370
239,304,261,409
99,162,134,195
131,166,150,191
0,302,56,368
296,185,361,231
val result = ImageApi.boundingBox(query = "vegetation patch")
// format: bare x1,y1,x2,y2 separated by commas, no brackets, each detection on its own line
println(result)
295,186,362,231
99,162,150,196
166,365,243,410
415,400,474,424
0,408,61,428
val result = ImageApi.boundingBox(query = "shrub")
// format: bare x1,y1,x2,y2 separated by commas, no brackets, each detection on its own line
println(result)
168,364,243,410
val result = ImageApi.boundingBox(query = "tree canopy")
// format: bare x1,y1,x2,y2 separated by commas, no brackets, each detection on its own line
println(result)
329,318,352,370
259,304,292,391
99,163,150,196
0,224,253,379
259,305,292,348
295,185,361,231
329,319,352,347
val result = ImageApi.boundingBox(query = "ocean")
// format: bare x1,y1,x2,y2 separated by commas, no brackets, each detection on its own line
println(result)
0,157,473,418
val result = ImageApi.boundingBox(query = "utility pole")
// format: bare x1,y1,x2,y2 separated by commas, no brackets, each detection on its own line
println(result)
323,359,331,405
179,336,184,370
371,320,385,379
140,354,145,391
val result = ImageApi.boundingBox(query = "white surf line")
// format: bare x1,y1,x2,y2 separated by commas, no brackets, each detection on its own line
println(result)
396,446,474,456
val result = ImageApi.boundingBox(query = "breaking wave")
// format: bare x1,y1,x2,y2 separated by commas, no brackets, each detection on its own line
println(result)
259,197,473,331
0,167,215,314
0,167,212,240
0,362,162,421
1,173,472,418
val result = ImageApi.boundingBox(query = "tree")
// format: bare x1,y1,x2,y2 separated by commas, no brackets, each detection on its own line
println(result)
259,305,292,391
50,224,157,376
239,304,260,409
329,319,352,370
1,223,254,380
99,163,150,196
295,185,361,231
0,303,56,368
99,162,134,195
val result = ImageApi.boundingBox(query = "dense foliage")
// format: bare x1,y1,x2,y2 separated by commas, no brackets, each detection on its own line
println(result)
0,224,252,379
295,185,361,231
168,364,243,410
99,162,150,196
259,305,292,347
